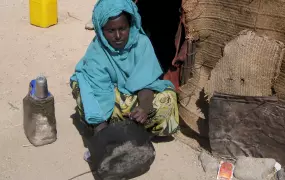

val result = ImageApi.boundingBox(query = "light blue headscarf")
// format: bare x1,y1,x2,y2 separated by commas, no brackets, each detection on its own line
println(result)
70,0,174,124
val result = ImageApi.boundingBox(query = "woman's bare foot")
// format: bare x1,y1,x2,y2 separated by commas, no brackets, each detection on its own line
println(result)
83,150,92,163
85,19,94,30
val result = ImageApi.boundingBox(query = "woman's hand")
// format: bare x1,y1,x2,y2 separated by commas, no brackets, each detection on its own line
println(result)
129,89,154,124
129,106,148,124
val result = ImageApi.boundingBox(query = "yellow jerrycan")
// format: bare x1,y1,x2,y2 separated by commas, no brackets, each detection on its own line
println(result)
29,0,58,28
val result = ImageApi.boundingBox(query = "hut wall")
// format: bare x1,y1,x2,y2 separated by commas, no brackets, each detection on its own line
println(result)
179,0,285,136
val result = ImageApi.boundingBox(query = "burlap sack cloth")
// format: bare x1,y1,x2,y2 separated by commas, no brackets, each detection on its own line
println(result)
23,94,57,147
179,0,285,136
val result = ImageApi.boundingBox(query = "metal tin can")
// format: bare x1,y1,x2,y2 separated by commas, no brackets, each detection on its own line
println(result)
35,75,49,99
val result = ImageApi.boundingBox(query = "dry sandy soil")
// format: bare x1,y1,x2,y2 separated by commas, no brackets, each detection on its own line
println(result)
0,0,209,179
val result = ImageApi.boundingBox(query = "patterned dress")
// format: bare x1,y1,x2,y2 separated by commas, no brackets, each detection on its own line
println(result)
71,81,179,136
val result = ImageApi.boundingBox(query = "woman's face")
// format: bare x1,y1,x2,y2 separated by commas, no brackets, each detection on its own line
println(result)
103,14,130,50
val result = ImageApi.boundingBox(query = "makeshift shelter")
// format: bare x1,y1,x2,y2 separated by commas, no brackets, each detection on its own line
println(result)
160,0,285,137
138,0,285,165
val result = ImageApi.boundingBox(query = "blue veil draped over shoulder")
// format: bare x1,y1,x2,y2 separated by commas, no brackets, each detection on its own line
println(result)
70,0,174,124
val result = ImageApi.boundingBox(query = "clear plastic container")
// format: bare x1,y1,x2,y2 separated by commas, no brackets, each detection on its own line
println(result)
29,0,58,28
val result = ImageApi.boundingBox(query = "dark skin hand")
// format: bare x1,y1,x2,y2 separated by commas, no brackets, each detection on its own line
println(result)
130,89,154,124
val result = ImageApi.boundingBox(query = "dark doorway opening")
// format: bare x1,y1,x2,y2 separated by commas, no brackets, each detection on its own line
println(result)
136,0,182,73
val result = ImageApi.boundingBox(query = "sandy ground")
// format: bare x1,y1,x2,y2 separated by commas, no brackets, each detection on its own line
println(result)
0,0,209,179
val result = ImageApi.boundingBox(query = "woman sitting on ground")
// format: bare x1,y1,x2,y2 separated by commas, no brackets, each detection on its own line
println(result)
71,0,179,161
